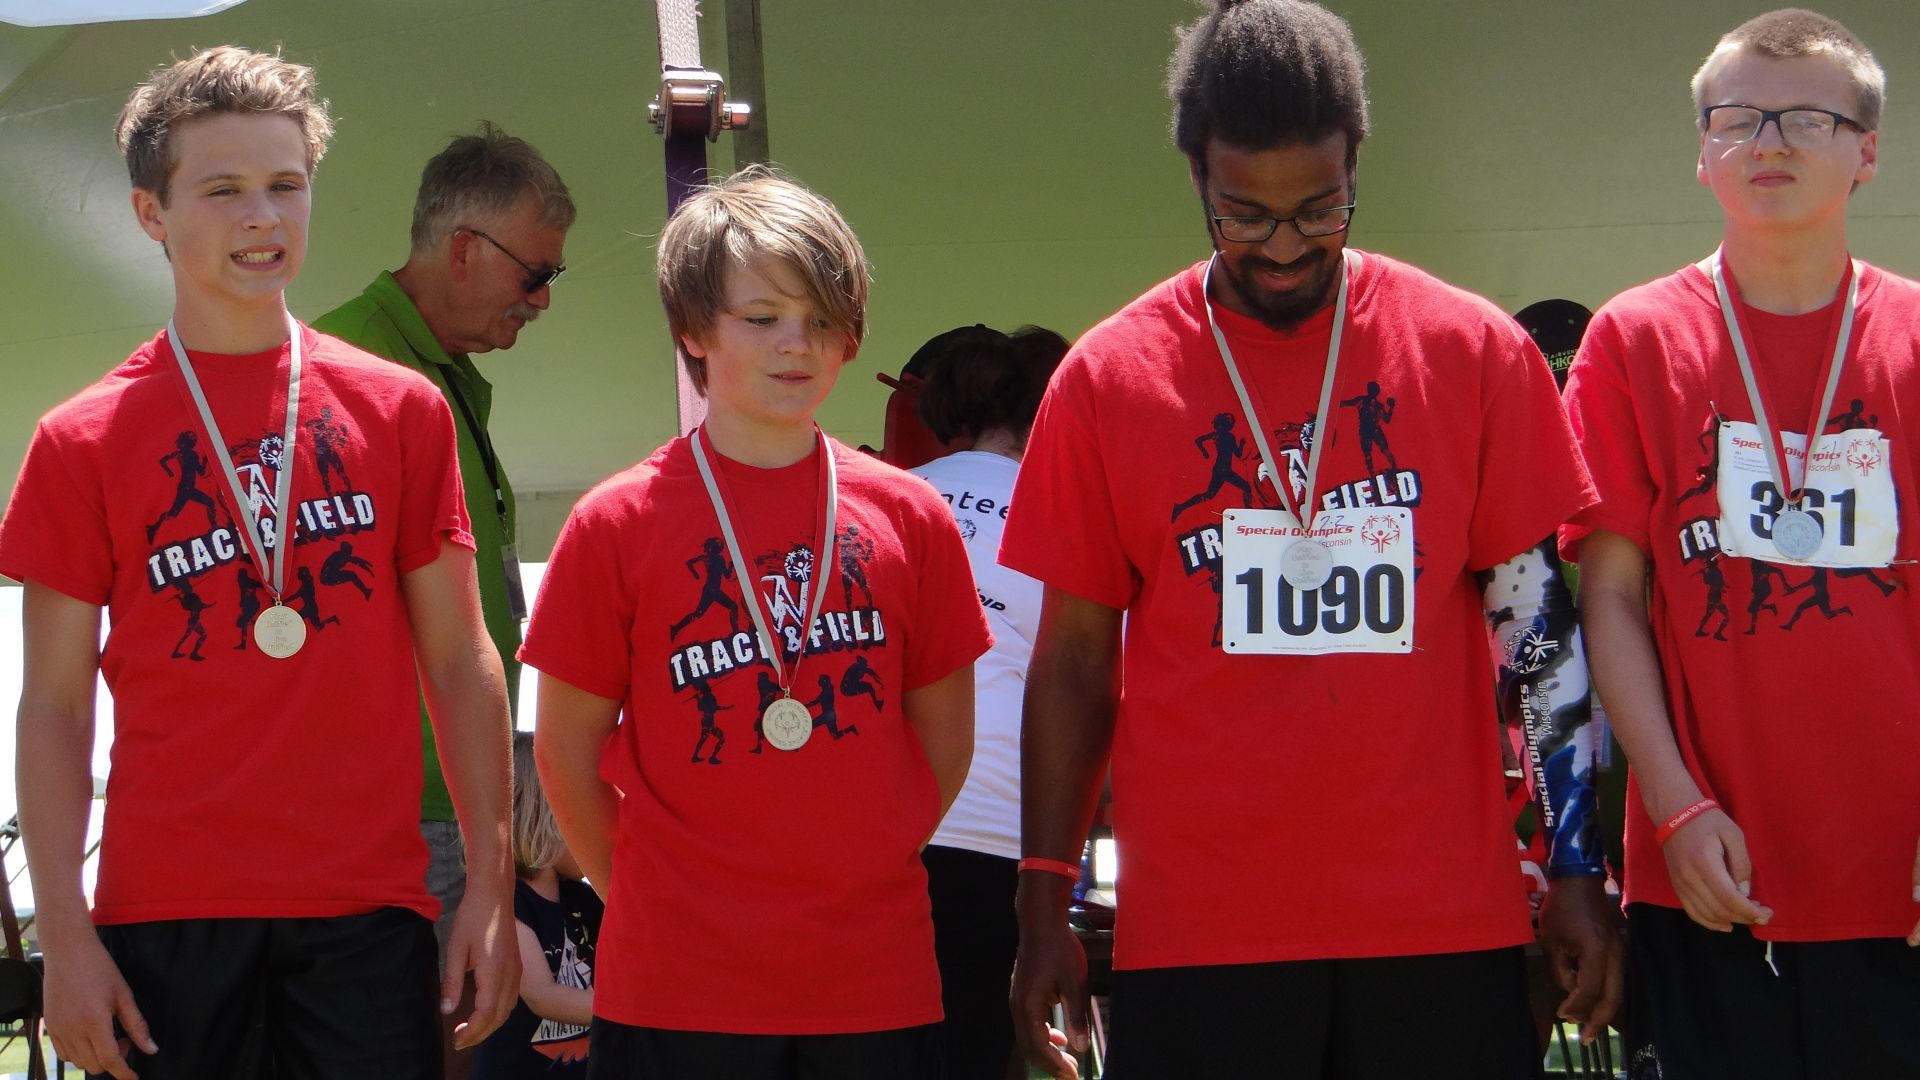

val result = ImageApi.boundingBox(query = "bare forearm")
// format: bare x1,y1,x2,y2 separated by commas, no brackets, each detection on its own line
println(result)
524,982,594,1028
17,710,98,948
422,653,513,888
1579,548,1701,822
535,737,617,890
1018,591,1121,920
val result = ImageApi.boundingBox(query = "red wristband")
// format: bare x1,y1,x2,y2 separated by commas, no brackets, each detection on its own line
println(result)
1017,857,1081,881
1655,798,1721,845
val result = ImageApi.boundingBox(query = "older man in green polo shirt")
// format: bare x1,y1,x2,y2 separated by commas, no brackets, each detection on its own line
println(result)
315,122,573,1075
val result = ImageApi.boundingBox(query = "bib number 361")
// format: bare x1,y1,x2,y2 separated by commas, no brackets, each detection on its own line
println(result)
1221,506,1414,654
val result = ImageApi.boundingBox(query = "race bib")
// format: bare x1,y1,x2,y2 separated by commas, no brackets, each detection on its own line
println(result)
1221,506,1415,654
1715,421,1897,567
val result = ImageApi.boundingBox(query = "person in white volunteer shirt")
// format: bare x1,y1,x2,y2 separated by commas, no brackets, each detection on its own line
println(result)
909,323,1068,1080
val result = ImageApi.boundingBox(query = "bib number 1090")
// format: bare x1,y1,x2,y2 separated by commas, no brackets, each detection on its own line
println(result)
1220,506,1415,655
1233,564,1406,637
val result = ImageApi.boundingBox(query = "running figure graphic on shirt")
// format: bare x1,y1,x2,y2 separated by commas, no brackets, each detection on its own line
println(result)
1783,568,1853,629
320,540,374,600
1339,381,1397,475
750,670,783,754
148,431,222,542
1745,561,1792,634
1694,559,1730,641
837,524,876,610
689,681,733,765
169,578,213,661
1171,413,1256,522
1827,398,1879,432
805,674,858,740
839,655,885,712
234,564,266,649
305,406,354,495
1833,566,1901,597
671,537,743,640
287,566,341,631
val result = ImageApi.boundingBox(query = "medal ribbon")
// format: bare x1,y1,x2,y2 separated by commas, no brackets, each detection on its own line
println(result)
689,426,839,699
1203,250,1353,532
1711,251,1859,507
165,316,302,604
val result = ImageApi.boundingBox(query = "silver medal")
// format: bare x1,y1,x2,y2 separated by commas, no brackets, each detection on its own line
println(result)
1280,538,1335,591
1772,508,1824,560
253,603,307,659
762,696,813,752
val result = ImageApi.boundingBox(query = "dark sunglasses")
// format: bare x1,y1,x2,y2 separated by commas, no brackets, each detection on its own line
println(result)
465,228,565,293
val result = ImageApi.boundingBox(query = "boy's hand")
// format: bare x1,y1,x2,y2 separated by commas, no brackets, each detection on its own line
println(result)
443,873,520,1049
42,936,156,1080
1662,806,1772,932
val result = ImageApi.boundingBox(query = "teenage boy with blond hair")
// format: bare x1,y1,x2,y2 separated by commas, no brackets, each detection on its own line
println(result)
0,47,516,1080
1567,9,1920,1076
523,166,990,1078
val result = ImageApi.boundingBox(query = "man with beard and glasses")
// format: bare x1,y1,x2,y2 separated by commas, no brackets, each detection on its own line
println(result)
1001,1,1617,1075
316,122,573,1080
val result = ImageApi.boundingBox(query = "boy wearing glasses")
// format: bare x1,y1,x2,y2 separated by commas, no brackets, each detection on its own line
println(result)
1002,1,1609,1075
1565,10,1920,1077
0,48,517,1079
521,166,989,1079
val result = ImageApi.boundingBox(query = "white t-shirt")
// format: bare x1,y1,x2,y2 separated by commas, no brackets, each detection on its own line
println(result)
911,450,1038,859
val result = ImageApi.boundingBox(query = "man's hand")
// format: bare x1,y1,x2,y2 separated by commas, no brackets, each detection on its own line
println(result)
442,875,519,1049
1662,806,1772,932
41,936,156,1080
1538,874,1622,1044
1009,912,1088,1080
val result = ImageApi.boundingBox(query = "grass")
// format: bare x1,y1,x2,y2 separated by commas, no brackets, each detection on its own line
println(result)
0,1030,49,1077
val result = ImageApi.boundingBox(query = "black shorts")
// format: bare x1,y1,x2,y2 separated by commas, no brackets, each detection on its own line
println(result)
583,1019,940,1080
92,907,440,1080
922,844,1018,1080
1105,946,1541,1079
1624,902,1920,1080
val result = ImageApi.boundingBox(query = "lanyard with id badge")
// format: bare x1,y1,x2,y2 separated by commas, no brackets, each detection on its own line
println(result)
439,369,531,620
1205,253,1415,655
1710,253,1897,568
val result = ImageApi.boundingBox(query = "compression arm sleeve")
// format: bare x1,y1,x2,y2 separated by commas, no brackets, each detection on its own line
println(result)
1479,537,1606,878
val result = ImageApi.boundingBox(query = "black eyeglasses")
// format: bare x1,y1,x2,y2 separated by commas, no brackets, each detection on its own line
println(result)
1703,105,1867,147
465,228,565,293
1204,196,1356,243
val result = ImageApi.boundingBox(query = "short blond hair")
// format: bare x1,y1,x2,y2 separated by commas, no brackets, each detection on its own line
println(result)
1693,9,1885,131
656,165,870,393
115,46,333,206
511,732,566,878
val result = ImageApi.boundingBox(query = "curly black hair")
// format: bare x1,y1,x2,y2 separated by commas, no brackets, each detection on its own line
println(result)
1168,0,1371,168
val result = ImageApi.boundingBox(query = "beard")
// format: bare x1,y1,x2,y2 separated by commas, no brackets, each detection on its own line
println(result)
1214,245,1342,332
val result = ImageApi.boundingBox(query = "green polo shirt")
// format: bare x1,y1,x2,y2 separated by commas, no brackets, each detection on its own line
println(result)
314,271,521,821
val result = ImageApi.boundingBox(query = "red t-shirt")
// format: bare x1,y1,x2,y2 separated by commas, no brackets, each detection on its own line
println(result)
519,435,991,1034
1562,261,1920,941
0,326,471,924
999,254,1595,969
